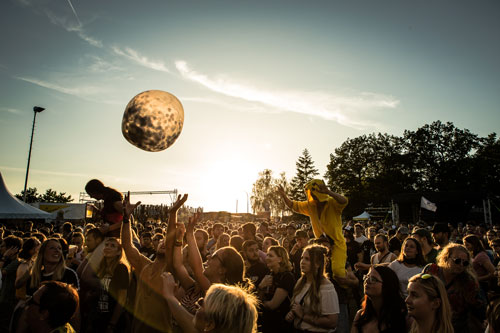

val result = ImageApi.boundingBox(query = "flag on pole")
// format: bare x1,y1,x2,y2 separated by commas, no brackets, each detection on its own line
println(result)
421,196,437,212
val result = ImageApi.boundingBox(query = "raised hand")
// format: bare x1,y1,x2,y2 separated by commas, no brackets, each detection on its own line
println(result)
176,222,186,240
168,194,188,214
316,181,330,194
123,191,141,218
277,185,286,197
186,208,202,233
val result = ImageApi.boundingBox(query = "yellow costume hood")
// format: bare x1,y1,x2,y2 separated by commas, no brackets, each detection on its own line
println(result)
304,179,330,202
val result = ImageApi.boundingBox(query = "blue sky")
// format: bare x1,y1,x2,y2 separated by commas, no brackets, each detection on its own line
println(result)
1,0,499,212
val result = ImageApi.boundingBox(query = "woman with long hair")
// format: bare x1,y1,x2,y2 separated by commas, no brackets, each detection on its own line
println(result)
258,245,295,332
15,237,41,300
463,234,495,294
286,244,338,332
85,237,129,333
406,273,453,333
172,214,250,316
388,237,426,297
423,243,487,333
162,273,258,333
21,238,79,296
351,265,407,333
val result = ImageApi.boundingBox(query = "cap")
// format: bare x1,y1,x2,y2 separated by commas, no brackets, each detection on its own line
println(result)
412,228,432,242
431,223,450,234
397,226,409,235
295,230,308,239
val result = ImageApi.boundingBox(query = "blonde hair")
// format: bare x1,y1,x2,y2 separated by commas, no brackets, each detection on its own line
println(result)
204,283,258,333
30,239,66,289
96,237,128,279
437,243,477,281
408,273,454,333
268,245,293,272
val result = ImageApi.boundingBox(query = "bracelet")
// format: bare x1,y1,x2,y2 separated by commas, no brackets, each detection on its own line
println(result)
122,217,130,223
174,241,183,247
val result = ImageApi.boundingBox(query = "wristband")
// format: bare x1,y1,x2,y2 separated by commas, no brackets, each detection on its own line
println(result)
174,241,183,247
122,217,130,223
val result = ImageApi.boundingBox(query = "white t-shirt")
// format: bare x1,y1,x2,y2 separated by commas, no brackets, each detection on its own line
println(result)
388,260,423,297
355,235,368,244
292,280,339,332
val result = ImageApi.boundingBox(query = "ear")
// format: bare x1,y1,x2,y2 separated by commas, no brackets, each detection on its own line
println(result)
432,298,441,311
204,320,216,332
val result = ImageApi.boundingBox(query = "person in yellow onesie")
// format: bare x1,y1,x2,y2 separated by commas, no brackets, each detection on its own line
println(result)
277,179,348,278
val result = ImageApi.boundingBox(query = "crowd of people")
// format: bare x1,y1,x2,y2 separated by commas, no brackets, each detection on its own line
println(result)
0,178,500,332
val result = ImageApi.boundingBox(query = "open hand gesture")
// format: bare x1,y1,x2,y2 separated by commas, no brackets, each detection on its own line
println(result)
316,181,330,194
186,208,202,233
169,194,188,213
123,191,141,218
176,222,186,240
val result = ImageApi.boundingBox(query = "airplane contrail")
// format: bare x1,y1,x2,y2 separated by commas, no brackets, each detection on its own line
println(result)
66,0,82,26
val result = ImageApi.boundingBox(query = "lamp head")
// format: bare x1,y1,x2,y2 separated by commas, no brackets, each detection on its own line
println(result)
33,106,45,113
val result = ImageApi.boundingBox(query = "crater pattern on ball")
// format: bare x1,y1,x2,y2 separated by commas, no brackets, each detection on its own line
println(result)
121,90,184,152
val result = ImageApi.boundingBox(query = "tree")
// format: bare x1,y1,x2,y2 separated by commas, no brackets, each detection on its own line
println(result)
290,149,319,201
251,169,290,217
15,187,41,203
16,187,73,203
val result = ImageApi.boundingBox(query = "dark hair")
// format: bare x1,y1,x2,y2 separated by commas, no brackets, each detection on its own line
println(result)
62,222,73,233
356,265,406,331
463,234,486,257
86,227,104,241
141,232,152,239
242,240,258,251
396,237,427,267
85,179,105,195
2,235,23,250
230,235,244,252
19,237,40,260
242,223,256,235
39,281,79,328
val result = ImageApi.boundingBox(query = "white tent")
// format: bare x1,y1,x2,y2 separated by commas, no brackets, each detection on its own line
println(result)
0,172,51,219
353,211,371,221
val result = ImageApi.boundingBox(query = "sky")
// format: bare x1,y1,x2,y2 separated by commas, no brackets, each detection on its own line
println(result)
1,0,499,213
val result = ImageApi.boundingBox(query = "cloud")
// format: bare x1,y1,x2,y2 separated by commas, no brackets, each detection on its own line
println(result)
0,107,22,115
85,55,122,73
15,76,102,97
45,10,102,47
112,46,169,73
175,61,400,129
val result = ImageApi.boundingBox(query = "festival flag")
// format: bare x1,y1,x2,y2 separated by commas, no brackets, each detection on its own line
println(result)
421,196,437,212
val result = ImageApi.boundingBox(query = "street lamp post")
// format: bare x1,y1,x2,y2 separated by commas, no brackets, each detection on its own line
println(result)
23,106,45,202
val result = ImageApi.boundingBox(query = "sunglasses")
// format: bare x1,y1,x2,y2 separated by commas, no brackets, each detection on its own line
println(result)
363,274,383,284
452,258,469,267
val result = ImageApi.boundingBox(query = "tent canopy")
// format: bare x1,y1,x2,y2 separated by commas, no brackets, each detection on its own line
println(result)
353,211,371,221
0,172,51,219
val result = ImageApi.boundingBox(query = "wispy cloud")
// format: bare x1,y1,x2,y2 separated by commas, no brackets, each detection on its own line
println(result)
0,107,22,115
175,61,399,129
85,55,122,73
0,166,91,179
112,46,169,73
15,76,101,97
45,10,102,47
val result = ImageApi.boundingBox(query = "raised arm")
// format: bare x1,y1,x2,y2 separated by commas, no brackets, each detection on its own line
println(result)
172,222,195,291
317,182,347,205
165,194,188,272
186,210,211,292
121,192,150,274
161,272,197,333
277,185,293,210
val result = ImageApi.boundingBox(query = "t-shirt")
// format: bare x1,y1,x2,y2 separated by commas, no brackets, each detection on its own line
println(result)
26,267,80,296
355,235,368,244
371,251,397,265
259,271,295,332
472,251,491,279
346,241,362,269
292,280,339,332
425,248,438,264
388,260,423,297
246,261,269,287
97,263,129,314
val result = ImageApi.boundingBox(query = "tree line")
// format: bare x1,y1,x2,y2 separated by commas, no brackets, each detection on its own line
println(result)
251,121,500,218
